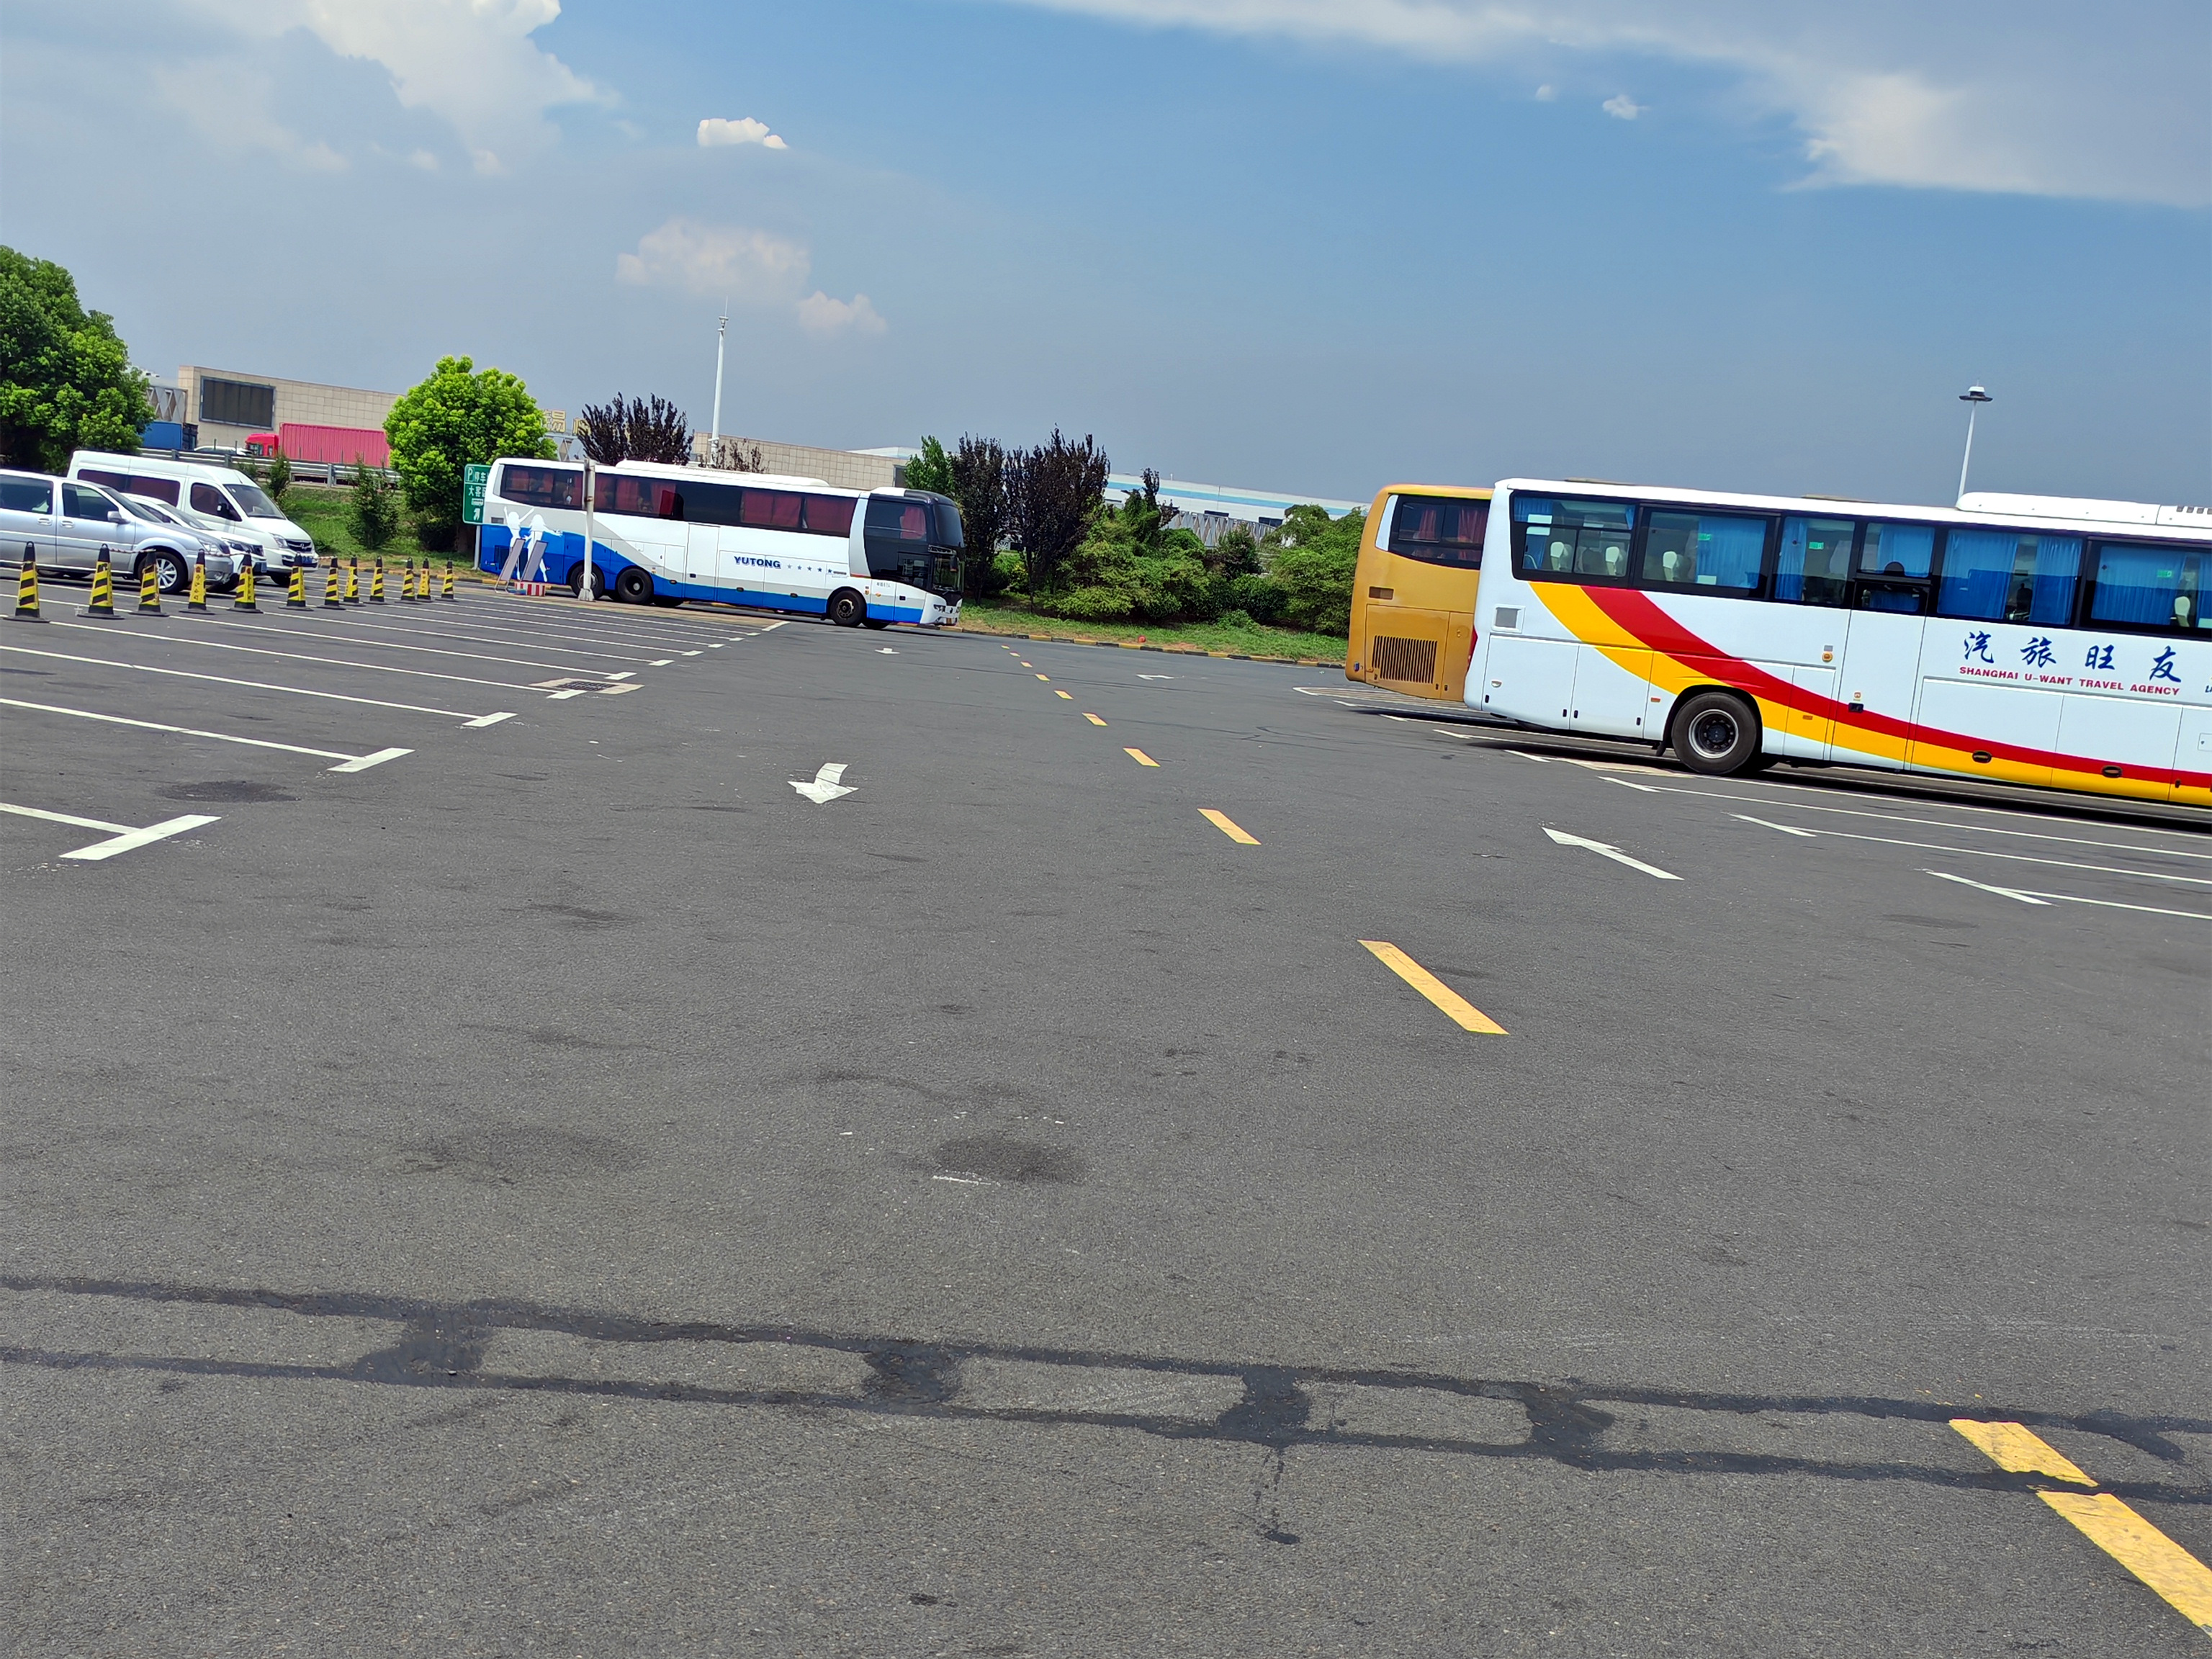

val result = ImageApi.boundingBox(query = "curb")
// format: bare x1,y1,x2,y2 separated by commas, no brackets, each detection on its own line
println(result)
971,626,1341,670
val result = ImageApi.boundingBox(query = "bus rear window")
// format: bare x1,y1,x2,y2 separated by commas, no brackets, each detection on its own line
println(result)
1388,495,1488,567
501,464,582,510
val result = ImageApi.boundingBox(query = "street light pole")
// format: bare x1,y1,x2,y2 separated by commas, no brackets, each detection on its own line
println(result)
1956,385,1992,503
579,455,597,603
708,306,728,467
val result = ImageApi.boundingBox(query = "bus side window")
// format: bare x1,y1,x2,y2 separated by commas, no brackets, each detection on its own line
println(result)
1776,517,1852,607
1860,522,1933,579
1640,511,1765,591
2087,544,2209,631
1937,530,2080,625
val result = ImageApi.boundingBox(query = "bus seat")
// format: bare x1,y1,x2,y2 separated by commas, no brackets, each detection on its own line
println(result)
1549,542,1570,570
1604,547,1624,575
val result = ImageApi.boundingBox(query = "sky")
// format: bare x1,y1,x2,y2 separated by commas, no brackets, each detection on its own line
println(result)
3,0,2207,509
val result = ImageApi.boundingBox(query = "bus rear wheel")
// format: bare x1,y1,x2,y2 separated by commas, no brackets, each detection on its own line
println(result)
569,565,608,600
1673,690,1765,776
614,567,655,604
827,589,867,627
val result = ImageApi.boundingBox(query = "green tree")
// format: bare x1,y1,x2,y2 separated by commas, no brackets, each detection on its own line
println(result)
384,356,553,548
0,248,153,472
946,435,1008,598
904,435,955,495
1262,502,1367,634
249,444,292,509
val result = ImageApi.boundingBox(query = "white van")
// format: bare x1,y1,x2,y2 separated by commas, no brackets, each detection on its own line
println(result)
68,451,319,577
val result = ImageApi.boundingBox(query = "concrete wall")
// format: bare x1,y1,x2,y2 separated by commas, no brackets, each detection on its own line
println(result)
179,366,400,451
693,433,902,492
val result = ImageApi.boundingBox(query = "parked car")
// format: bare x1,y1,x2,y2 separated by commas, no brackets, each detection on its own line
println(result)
0,468,238,593
107,489,241,590
68,451,318,578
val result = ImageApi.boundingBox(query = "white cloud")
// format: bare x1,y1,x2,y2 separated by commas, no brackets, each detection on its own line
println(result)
796,292,888,338
698,116,788,150
1601,93,1642,120
1534,83,1556,101
150,60,348,171
616,218,812,300
985,0,2210,205
183,0,608,172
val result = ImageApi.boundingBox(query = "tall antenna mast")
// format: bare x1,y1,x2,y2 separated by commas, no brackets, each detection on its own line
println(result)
708,305,729,466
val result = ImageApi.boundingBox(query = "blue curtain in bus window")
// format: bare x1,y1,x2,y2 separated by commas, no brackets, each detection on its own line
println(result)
1514,497,1631,577
1938,531,2080,624
1776,518,1852,606
1642,511,1763,590
2090,544,2205,628
1860,522,1934,578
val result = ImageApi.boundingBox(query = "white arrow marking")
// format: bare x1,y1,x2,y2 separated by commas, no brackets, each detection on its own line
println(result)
790,762,855,804
1925,869,2049,906
1732,812,1818,838
878,647,898,654
1543,827,1681,880
1602,775,1663,793
1138,673,1174,680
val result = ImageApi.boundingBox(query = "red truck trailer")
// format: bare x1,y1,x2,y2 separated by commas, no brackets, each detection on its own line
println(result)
243,424,392,467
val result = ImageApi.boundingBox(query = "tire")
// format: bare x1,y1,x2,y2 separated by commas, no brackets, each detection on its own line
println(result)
827,588,867,627
613,566,655,604
1672,690,1764,776
652,594,684,608
567,565,608,600
149,550,189,593
862,615,891,630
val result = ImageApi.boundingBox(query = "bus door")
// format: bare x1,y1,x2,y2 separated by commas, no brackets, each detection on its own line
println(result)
685,524,720,588
1767,516,1858,760
1837,523,1938,772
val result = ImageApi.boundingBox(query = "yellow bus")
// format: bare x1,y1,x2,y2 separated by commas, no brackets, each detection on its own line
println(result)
1346,485,1493,701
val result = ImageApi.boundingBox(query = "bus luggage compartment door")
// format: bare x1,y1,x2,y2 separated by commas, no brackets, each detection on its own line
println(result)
1567,644,1653,737
2055,690,2182,801
1481,633,1578,725
685,526,720,585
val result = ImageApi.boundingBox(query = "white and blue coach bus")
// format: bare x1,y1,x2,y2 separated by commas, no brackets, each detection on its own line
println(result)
478,459,965,626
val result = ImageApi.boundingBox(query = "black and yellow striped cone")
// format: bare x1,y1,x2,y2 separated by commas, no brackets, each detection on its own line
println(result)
401,559,418,603
440,562,457,600
12,544,44,622
322,559,343,608
137,559,163,615
369,558,386,603
85,549,117,617
286,565,307,608
186,552,208,612
233,559,260,611
344,559,361,604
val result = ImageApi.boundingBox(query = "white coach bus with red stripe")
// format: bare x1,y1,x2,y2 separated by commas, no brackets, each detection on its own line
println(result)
1465,479,2211,805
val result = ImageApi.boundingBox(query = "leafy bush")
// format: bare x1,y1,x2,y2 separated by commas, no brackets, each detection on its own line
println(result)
1226,572,1285,624
1218,608,1254,630
348,464,400,552
1263,503,1365,634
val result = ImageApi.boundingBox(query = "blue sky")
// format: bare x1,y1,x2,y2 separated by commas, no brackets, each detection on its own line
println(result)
4,0,2206,508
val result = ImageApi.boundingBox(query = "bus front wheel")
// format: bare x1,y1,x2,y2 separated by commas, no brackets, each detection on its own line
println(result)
570,565,608,600
1673,690,1766,776
827,589,867,627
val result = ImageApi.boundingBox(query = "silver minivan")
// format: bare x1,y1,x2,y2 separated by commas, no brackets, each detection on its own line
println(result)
0,469,237,591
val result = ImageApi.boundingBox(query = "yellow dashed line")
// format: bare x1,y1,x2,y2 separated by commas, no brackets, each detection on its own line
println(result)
1125,747,1159,767
1035,673,1050,681
1055,689,1071,699
1084,713,1106,726
1200,809,1259,845
1952,1419,2212,1635
1359,940,1506,1033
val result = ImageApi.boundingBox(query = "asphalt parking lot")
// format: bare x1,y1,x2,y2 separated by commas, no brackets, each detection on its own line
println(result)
3,579,2206,1656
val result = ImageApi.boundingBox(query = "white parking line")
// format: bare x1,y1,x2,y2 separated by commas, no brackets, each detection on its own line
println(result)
177,615,631,678
302,613,668,663
0,696,380,768
51,620,539,691
0,802,220,860
0,643,492,719
1721,817,2212,888
463,711,516,728
328,747,412,773
1733,812,1819,838
1926,870,2211,921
